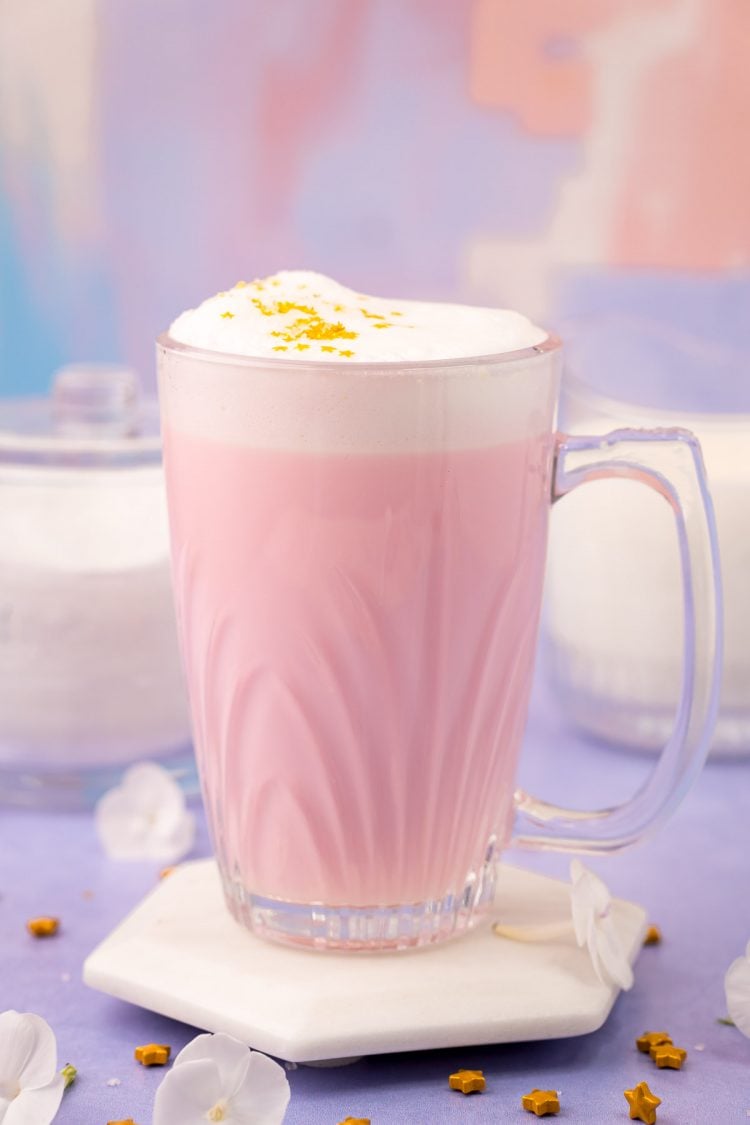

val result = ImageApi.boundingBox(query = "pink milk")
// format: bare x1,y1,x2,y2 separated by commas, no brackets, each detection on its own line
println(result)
163,429,552,910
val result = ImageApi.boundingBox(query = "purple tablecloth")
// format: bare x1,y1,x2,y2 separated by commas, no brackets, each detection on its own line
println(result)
2,673,749,1124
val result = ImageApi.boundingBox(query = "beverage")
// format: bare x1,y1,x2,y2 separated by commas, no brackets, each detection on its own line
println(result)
163,430,550,907
159,272,720,949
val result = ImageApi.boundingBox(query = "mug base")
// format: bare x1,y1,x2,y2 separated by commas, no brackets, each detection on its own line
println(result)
221,864,497,952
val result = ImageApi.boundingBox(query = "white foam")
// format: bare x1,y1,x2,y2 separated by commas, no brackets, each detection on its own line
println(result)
168,271,546,362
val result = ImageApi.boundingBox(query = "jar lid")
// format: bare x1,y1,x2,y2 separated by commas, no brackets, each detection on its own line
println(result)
0,365,161,467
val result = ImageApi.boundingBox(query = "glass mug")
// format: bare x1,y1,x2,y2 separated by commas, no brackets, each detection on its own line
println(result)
157,333,721,951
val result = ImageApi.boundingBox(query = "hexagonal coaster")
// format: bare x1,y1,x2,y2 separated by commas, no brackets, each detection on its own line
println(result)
83,859,646,1062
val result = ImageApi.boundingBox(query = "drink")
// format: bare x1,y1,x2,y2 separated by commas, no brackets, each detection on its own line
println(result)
163,430,550,907
158,272,720,949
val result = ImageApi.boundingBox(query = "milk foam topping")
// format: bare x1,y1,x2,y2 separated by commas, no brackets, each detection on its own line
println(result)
168,271,547,362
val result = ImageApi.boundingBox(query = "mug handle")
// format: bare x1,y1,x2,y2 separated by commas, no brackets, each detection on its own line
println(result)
512,427,722,854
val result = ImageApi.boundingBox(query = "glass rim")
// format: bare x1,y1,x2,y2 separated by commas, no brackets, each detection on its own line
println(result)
156,330,561,374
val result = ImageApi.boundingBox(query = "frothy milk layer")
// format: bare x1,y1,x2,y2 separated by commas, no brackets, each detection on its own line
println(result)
168,271,547,362
161,273,556,453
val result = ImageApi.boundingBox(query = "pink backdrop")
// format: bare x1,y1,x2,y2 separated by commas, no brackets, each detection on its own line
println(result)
0,0,747,395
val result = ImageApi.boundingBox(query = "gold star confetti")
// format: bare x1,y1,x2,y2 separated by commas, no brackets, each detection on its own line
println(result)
448,1069,486,1094
272,346,288,352
650,1043,687,1069
220,311,234,319
27,916,59,937
321,346,336,352
636,1031,672,1054
338,349,355,358
624,1081,661,1123
295,343,310,351
644,925,662,946
134,1044,171,1067
521,1088,560,1116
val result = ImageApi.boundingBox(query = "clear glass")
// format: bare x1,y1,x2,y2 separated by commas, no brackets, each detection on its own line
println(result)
157,333,720,950
0,366,194,809
545,317,745,754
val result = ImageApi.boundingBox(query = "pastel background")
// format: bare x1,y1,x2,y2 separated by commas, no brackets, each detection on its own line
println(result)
0,0,747,397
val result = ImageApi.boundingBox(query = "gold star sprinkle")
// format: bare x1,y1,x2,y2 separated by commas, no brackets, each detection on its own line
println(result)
521,1088,560,1116
644,925,662,946
321,346,336,352
295,343,310,351
636,1031,672,1054
650,1043,687,1069
272,346,288,352
448,1069,486,1094
134,1044,171,1067
624,1081,661,1123
338,349,355,358
373,323,391,329
27,916,59,937
107,1120,137,1125
337,1119,370,1124
220,311,234,319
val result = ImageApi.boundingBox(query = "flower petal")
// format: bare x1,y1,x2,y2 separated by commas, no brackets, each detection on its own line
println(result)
174,1033,250,1096
152,1058,222,1125
594,917,634,991
4,1075,64,1125
726,949,750,1037
0,1012,57,1091
227,1051,291,1124
95,762,195,862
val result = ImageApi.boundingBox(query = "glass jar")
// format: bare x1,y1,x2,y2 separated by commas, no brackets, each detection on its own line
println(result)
0,365,194,807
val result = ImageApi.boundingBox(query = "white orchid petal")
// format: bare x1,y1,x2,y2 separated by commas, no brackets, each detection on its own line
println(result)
0,1012,36,1092
174,1032,250,1095
595,917,634,991
0,1013,57,1093
95,762,194,862
584,915,604,983
4,1075,64,1125
159,1034,290,1125
152,1059,222,1125
227,1050,291,1124
13,1016,57,1091
726,948,750,1037
124,762,176,803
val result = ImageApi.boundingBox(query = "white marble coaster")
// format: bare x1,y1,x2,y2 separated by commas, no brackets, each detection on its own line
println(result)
83,859,647,1062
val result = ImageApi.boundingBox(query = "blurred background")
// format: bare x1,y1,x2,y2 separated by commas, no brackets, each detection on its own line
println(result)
1,0,747,396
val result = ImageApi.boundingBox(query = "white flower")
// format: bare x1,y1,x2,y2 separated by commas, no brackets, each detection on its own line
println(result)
95,761,195,862
570,860,633,991
0,1010,65,1125
725,941,750,1036
153,1032,290,1125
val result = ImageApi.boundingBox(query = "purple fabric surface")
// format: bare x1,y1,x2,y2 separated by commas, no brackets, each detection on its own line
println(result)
1,673,749,1124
